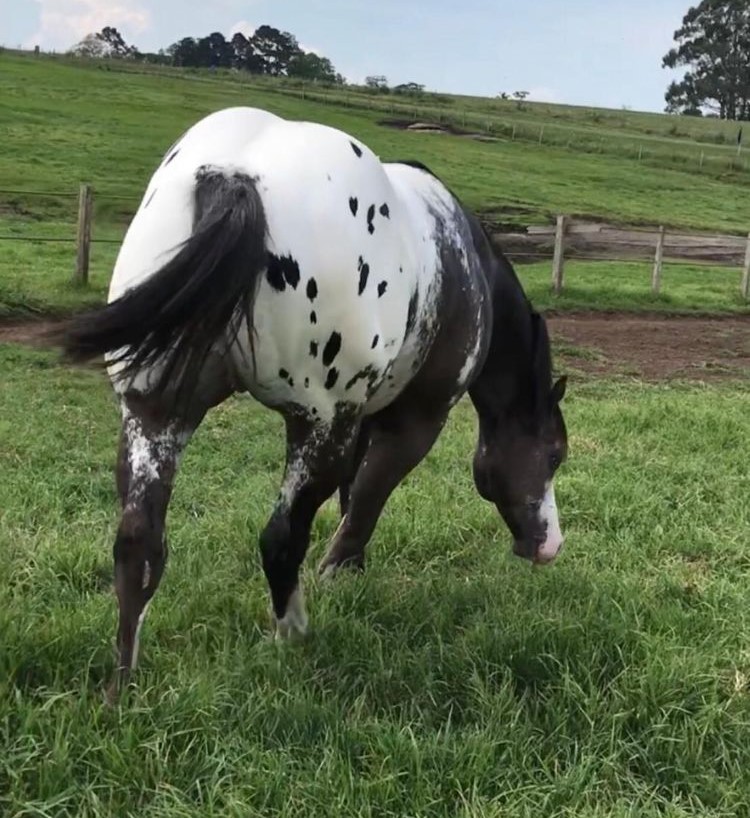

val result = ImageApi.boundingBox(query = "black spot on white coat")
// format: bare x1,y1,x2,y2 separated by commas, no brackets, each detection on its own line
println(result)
310,311,317,324
367,205,376,235
345,364,379,392
350,141,363,157
377,281,388,298
267,254,300,291
358,257,370,295
309,341,318,358
379,203,390,218
306,278,318,301
349,197,358,216
325,368,339,389
322,332,342,367
266,263,286,292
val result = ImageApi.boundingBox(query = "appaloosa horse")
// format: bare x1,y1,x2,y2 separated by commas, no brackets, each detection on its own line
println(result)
59,106,568,694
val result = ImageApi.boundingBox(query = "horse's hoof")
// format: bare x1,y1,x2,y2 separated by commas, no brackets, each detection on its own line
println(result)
103,669,130,706
318,554,365,580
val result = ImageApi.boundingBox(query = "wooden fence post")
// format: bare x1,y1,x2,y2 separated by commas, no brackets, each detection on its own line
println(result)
652,225,665,294
551,215,566,294
741,232,750,301
75,183,93,285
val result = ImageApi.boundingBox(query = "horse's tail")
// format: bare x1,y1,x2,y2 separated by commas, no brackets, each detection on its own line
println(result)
57,167,267,399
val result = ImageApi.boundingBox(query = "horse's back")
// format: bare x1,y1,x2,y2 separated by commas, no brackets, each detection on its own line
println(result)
110,107,444,417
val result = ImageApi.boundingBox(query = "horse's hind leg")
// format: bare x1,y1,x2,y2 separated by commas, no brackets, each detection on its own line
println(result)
108,368,230,699
260,411,357,639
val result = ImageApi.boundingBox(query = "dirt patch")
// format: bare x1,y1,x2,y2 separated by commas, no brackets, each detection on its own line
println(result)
0,316,64,346
549,312,750,381
2,312,749,383
379,118,500,143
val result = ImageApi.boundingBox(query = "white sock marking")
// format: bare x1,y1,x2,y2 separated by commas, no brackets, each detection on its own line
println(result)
275,586,308,640
130,599,152,671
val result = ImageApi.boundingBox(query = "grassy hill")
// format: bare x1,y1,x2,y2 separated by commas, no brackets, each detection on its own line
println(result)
1,50,750,316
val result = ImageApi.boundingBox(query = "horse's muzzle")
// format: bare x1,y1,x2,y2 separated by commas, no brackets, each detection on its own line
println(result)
512,537,563,565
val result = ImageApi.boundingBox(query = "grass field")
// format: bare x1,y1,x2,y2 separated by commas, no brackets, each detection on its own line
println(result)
4,47,750,818
4,51,750,233
2,344,750,816
3,51,750,318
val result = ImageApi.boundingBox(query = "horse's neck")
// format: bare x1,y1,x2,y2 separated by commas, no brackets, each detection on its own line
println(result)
469,259,534,418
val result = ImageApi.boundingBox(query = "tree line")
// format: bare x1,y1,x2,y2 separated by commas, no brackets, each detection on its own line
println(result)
69,26,430,93
71,25,345,84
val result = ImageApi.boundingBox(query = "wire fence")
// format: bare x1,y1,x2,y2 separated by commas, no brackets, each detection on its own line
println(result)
1,184,749,300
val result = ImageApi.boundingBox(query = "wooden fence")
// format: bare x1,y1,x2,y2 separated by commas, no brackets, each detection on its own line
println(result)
2,183,750,301
494,217,750,300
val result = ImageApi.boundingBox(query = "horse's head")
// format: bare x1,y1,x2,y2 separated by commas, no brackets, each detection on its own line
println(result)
470,313,568,565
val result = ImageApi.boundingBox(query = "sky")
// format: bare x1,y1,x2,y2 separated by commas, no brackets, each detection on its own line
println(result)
3,0,689,113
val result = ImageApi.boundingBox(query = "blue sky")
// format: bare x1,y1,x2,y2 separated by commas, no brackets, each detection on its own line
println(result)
5,0,688,112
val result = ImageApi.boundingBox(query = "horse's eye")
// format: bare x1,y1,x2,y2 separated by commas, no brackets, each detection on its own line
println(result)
549,452,562,472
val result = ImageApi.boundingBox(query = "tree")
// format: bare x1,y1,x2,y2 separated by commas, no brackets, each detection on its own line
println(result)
288,53,340,83
662,1,750,119
512,90,529,110
203,31,232,68
230,32,250,69
69,33,107,58
365,75,389,91
96,26,138,58
249,25,302,75
168,37,201,67
393,82,425,95
70,26,138,59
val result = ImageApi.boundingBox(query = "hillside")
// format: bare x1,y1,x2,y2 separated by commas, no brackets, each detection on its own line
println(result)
3,50,750,235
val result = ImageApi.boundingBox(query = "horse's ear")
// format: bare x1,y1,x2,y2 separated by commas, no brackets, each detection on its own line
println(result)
550,375,567,405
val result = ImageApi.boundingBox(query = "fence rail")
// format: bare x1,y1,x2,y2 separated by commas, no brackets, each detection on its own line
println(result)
2,183,750,300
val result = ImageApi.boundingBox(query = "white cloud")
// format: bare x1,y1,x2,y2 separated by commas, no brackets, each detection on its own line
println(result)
229,20,257,39
25,0,151,51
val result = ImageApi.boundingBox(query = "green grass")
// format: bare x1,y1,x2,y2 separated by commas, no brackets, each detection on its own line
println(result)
0,221,114,318
4,50,750,233
3,50,750,317
518,261,750,314
2,345,750,816
3,226,746,319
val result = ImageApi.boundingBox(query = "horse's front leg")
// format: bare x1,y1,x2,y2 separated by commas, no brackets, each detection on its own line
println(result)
319,404,449,576
260,410,358,639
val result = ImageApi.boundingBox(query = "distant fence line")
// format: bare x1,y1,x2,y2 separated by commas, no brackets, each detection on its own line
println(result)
269,86,750,177
7,49,749,177
1,183,749,300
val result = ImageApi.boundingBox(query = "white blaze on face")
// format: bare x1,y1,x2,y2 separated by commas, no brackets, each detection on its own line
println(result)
536,482,563,563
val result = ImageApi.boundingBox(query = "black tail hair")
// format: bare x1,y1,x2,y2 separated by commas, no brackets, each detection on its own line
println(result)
57,168,267,403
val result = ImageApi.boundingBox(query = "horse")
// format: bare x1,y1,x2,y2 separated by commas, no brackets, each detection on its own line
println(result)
56,106,568,696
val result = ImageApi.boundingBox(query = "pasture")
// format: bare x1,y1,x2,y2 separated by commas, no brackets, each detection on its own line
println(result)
2,49,750,817
2,343,750,816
